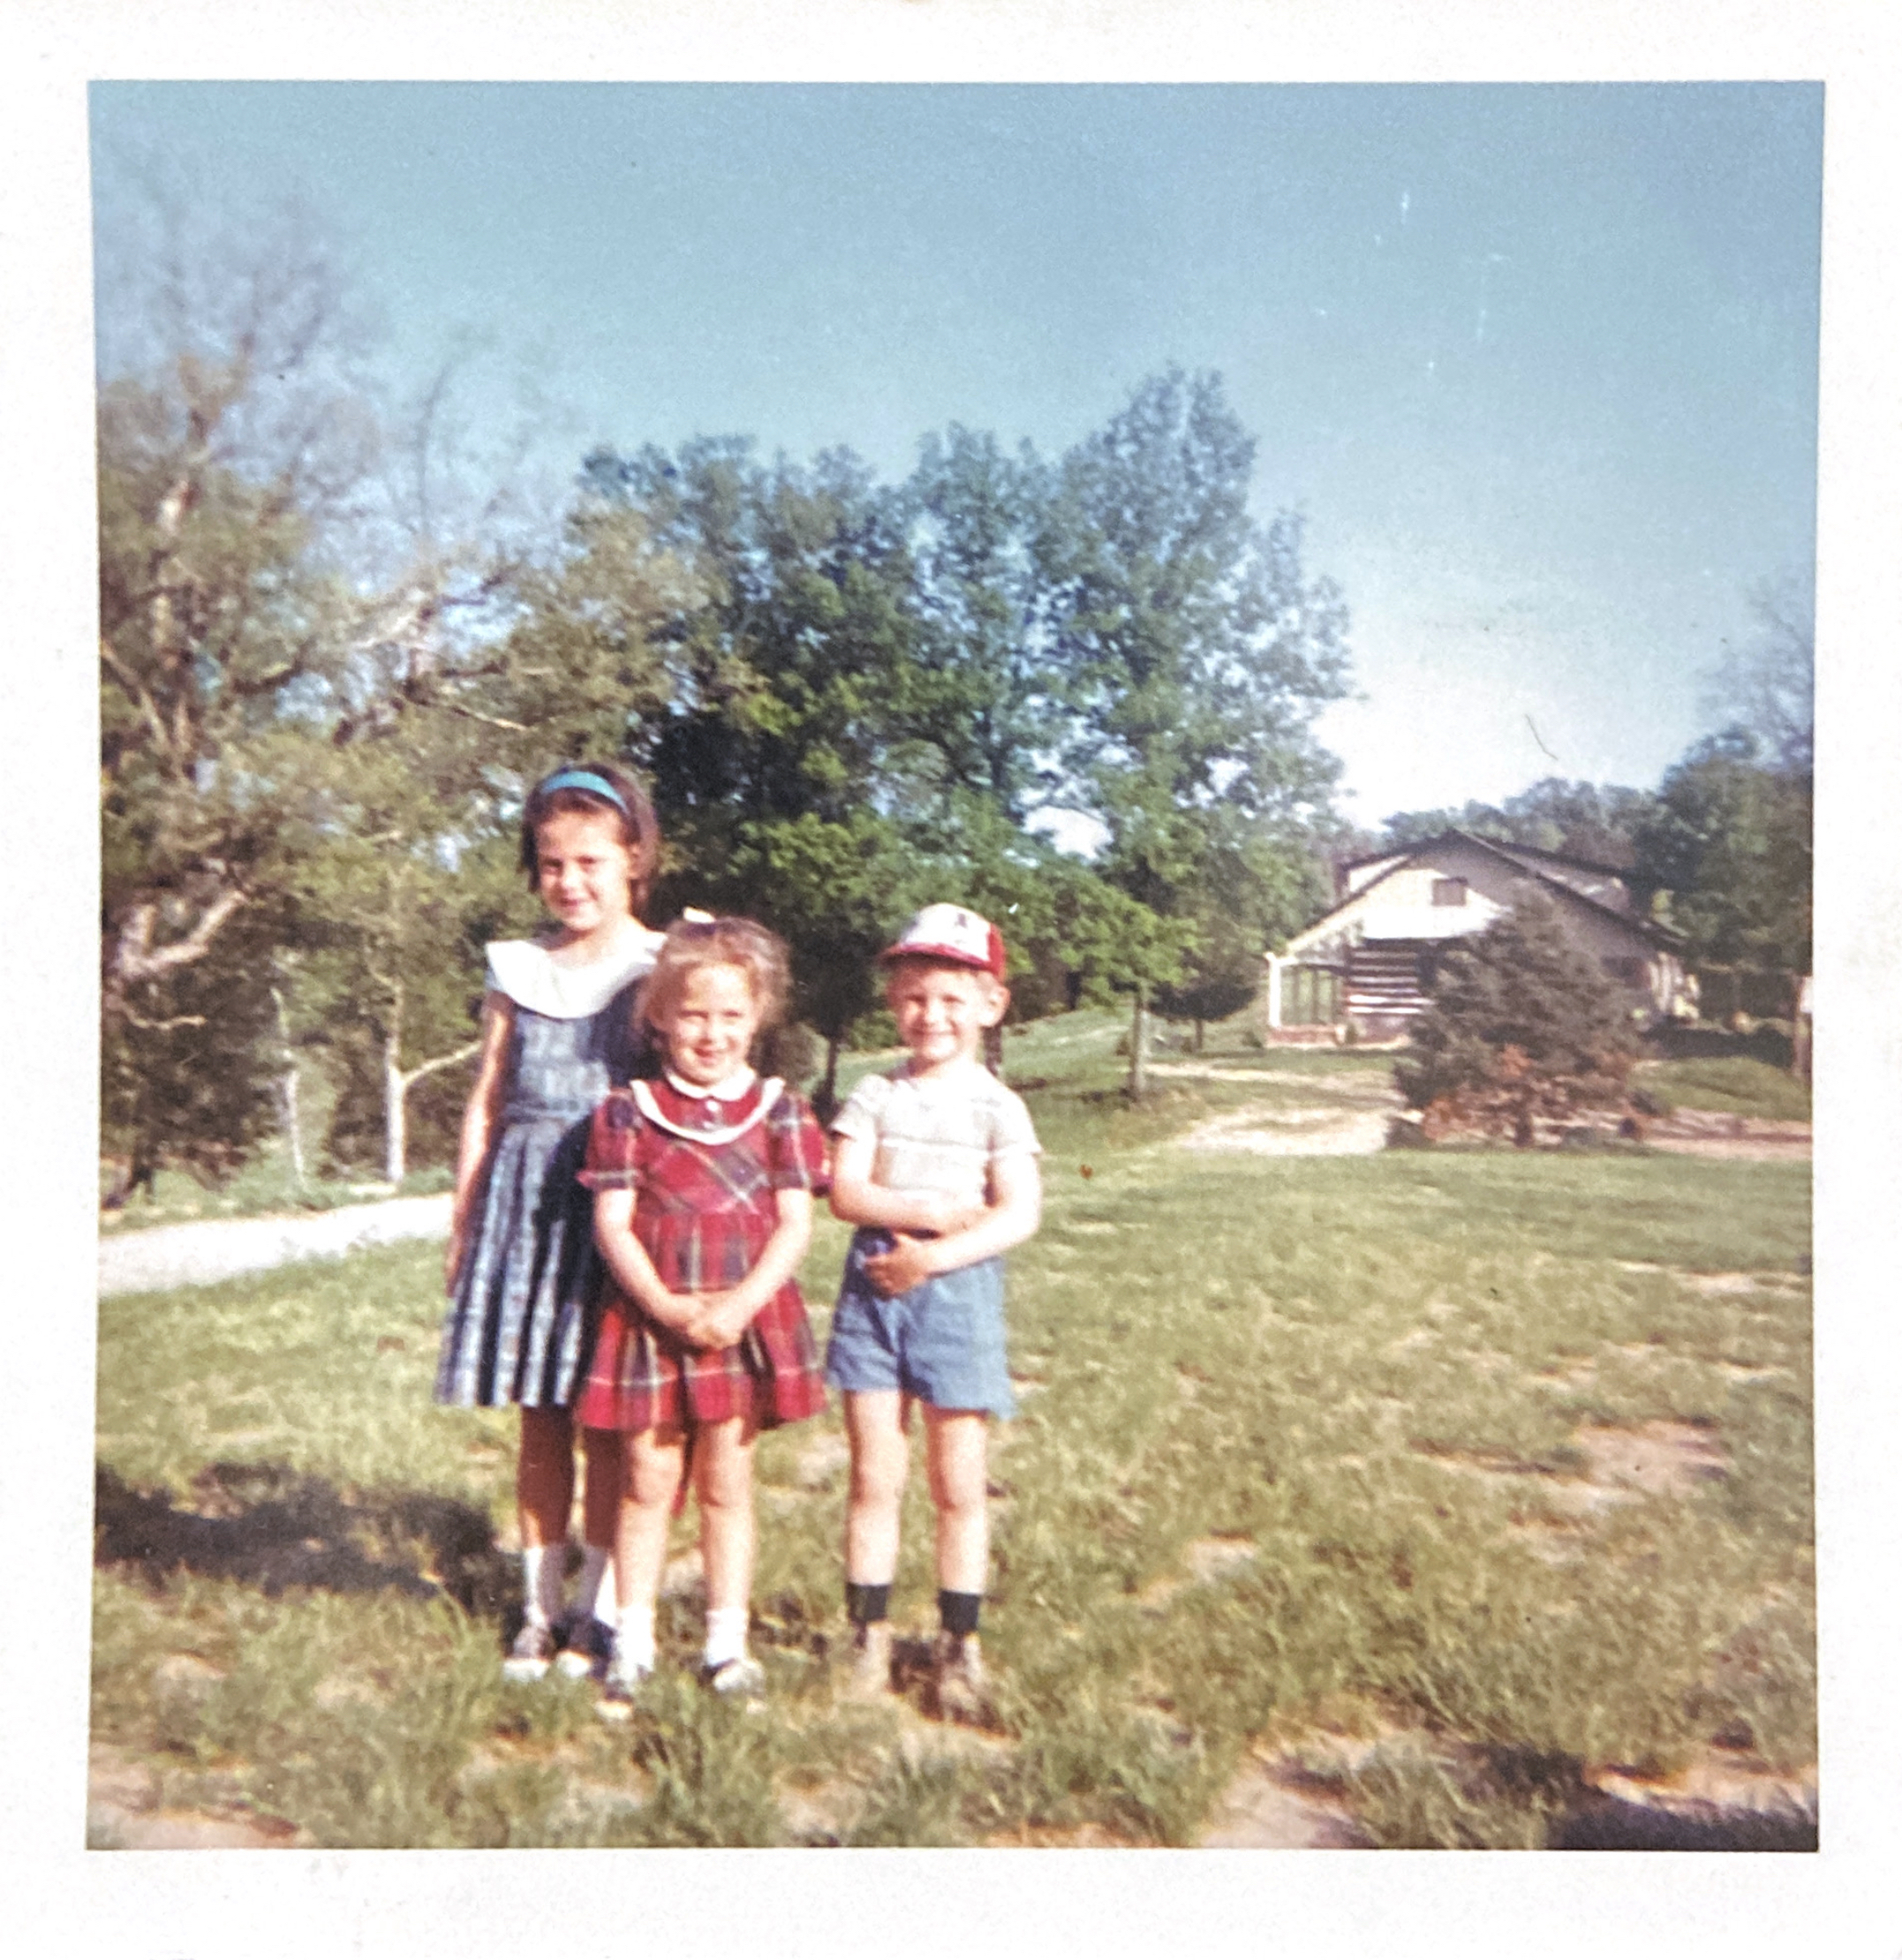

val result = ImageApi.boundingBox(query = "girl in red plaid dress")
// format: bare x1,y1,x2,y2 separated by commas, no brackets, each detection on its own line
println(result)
577,916,827,1706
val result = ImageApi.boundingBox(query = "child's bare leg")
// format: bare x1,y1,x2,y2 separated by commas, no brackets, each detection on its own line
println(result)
513,1406,576,1641
842,1389,909,1584
572,1428,624,1629
924,1406,989,1596
615,1424,685,1633
693,1413,761,1680
694,1413,759,1614
581,1429,624,1549
601,1426,683,1685
517,1406,577,1548
925,1406,993,1721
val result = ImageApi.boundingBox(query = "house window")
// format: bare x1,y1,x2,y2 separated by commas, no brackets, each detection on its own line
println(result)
1601,956,1646,988
1431,878,1468,907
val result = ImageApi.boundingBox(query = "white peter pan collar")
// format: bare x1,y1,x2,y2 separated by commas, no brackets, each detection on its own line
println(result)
633,1074,784,1144
486,924,662,1020
663,1065,759,1102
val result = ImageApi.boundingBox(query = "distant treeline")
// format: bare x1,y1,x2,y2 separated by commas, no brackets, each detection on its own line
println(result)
98,208,1808,1194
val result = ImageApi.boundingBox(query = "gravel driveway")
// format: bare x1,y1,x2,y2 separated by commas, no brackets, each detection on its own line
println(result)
98,1194,452,1297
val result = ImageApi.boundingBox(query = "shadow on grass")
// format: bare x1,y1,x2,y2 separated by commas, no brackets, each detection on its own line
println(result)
1552,1794,1817,1851
94,1459,514,1617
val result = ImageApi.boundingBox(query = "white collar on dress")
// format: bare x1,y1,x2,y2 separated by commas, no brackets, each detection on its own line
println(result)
486,923,662,1019
632,1074,784,1143
663,1065,758,1103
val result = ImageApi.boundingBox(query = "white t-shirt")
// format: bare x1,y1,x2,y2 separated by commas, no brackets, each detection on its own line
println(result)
831,1059,1041,1210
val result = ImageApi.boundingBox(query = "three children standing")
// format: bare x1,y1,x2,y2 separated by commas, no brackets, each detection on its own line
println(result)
436,769,1039,1718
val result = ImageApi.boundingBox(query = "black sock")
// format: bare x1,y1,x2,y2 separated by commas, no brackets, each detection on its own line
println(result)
846,1580,891,1626
938,1589,982,1639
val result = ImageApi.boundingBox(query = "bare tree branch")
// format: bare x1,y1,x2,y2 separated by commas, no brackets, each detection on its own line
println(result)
106,883,248,1001
398,1039,482,1091
118,1008,209,1032
440,700,530,735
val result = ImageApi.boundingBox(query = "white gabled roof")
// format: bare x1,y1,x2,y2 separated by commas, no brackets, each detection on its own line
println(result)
1281,829,1680,961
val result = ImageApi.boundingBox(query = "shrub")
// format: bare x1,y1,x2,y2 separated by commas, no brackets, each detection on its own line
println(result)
1396,889,1638,1146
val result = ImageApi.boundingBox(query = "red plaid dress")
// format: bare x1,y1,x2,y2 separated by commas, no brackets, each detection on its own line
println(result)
574,1074,829,1432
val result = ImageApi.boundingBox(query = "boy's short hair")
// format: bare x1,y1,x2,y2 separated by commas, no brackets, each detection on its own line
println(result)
882,954,1007,1003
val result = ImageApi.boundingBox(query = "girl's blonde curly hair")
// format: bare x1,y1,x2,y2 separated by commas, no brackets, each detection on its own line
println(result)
637,915,792,1033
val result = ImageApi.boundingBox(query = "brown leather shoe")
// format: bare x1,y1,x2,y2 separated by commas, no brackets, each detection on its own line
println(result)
931,1631,993,1726
842,1619,894,1701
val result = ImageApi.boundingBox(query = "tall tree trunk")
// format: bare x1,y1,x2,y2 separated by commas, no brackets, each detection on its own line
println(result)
984,1021,1005,1078
1127,988,1148,1100
815,1035,843,1128
1790,970,1811,1082
383,1003,408,1186
271,977,306,1192
378,964,480,1187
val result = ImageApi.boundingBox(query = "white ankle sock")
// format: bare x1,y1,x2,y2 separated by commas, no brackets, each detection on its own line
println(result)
704,1606,749,1670
522,1544,566,1629
619,1602,657,1669
570,1546,612,1626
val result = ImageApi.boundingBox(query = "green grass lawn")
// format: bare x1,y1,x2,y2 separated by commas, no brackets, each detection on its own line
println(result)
1634,1056,1813,1122
91,1010,1813,1848
99,1156,454,1233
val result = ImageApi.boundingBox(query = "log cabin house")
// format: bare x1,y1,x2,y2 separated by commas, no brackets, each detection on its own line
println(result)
1266,830,1692,1042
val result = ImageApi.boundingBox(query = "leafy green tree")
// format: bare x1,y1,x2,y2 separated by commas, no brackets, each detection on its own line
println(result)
1396,889,1638,1145
896,426,1056,819
288,751,535,1182
1038,368,1351,941
455,495,691,766
1023,369,1352,1079
1378,780,1660,868
578,437,953,1109
96,349,360,1029
100,908,288,1202
585,437,919,832
1634,731,1812,985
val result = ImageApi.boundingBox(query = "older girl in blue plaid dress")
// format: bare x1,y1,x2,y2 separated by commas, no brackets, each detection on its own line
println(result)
577,916,827,1707
435,765,662,1682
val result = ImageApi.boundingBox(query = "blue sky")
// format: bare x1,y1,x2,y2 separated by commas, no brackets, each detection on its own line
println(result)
91,81,1821,828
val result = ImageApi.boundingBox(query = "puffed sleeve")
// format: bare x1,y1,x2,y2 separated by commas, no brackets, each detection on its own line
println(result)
577,1089,644,1189
767,1092,832,1195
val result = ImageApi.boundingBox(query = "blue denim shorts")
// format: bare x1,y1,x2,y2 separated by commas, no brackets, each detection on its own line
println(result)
825,1229,1016,1418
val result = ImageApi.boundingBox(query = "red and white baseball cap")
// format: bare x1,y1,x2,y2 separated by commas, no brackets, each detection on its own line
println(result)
880,903,1008,979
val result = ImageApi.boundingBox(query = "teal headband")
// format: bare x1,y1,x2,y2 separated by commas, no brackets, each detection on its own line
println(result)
536,767,630,817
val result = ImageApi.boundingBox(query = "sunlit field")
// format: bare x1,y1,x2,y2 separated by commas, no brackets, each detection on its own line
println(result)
91,1012,1813,1848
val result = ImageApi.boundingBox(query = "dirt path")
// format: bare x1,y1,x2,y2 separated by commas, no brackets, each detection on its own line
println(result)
1157,1063,1401,1157
98,1193,452,1297
1641,1112,1812,1160
1176,1104,1395,1157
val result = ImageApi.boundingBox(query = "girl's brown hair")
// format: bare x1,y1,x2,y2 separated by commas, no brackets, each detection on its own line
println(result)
638,916,792,1035
519,762,660,915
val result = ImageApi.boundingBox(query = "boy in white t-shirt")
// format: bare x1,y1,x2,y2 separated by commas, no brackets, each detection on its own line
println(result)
825,905,1043,1723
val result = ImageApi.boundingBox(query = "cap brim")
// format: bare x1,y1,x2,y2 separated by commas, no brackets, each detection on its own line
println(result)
879,939,995,971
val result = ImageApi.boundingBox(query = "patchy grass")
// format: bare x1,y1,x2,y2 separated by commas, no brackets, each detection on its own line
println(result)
1634,1057,1812,1123
93,1012,1812,1848
101,1150,454,1235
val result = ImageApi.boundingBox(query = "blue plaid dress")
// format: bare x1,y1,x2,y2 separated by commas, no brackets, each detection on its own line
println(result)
434,939,654,1409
